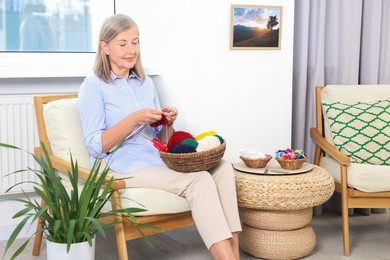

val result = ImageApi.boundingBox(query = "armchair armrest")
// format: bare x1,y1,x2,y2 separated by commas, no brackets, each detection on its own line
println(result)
310,128,350,166
34,147,127,190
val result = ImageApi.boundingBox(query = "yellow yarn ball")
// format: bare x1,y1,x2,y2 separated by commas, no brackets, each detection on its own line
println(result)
195,130,218,141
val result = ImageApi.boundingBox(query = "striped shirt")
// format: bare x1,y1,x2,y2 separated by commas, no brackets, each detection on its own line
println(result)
78,72,166,173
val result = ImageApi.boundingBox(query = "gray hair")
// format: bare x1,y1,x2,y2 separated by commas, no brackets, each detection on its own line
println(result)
93,14,144,83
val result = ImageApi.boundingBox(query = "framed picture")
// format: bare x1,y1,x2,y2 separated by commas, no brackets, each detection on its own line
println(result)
230,5,282,50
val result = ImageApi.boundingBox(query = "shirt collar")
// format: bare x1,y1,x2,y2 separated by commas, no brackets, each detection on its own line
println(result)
110,70,141,81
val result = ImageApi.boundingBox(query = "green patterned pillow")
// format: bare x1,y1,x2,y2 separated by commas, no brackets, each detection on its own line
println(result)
322,100,390,165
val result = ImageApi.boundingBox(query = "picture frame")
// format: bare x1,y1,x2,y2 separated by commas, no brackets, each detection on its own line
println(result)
230,5,283,50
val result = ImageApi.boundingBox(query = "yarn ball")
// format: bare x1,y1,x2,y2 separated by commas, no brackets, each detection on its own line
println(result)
169,144,197,153
275,148,306,160
239,149,266,159
195,130,218,141
196,136,221,152
167,131,195,150
181,138,198,148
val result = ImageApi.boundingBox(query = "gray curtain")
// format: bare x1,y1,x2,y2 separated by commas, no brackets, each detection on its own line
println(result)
292,0,390,214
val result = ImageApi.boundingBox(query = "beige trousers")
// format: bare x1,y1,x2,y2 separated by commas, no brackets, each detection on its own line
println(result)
108,159,242,249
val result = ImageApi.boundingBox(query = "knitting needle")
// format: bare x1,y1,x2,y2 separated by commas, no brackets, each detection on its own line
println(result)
162,107,169,145
165,124,169,145
141,132,168,152
106,125,146,155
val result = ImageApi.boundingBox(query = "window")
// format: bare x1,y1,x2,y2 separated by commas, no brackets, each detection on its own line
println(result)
0,0,114,77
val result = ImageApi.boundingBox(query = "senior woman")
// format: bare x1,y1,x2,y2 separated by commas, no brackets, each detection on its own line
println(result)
78,14,242,260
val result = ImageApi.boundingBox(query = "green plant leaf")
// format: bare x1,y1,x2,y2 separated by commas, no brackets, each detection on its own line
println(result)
85,217,106,238
12,207,33,219
53,219,61,237
138,223,164,231
0,143,21,150
66,219,76,252
4,180,39,193
4,215,32,253
132,225,154,248
31,204,50,222
8,239,29,260
80,231,94,247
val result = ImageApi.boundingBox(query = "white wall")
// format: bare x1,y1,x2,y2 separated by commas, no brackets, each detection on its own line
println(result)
117,0,295,161
0,0,295,240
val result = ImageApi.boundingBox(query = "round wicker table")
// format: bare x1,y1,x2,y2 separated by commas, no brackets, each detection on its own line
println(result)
234,163,335,260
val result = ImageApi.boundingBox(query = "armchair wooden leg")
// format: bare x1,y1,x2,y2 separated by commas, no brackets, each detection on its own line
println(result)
32,199,46,256
112,190,129,260
340,166,350,256
341,197,350,256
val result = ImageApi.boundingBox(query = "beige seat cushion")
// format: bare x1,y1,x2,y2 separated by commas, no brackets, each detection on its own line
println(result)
60,175,190,215
320,156,390,192
43,98,190,216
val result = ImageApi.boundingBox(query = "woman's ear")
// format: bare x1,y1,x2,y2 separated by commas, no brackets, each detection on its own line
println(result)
100,41,109,55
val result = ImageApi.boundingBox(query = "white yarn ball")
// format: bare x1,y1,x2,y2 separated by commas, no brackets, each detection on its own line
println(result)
196,136,221,152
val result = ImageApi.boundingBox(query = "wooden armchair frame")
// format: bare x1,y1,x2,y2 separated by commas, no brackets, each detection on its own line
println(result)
32,94,194,260
310,86,390,256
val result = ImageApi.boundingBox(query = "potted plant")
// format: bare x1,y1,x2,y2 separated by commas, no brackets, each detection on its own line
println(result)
0,142,158,260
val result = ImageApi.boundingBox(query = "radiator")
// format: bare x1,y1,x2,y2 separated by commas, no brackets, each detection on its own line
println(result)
0,95,39,194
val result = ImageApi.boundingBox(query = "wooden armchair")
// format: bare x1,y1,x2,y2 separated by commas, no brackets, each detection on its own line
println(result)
32,94,194,260
310,85,390,256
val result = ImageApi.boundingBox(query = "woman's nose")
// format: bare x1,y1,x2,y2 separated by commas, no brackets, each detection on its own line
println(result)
127,45,136,54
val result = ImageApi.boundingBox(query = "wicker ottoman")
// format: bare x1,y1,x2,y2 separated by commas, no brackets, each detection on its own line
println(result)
234,165,334,260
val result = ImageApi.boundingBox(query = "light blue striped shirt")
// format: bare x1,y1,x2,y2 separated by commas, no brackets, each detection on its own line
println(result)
78,72,166,173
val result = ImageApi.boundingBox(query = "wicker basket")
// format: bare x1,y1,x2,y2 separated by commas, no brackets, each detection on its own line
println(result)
276,157,308,170
239,223,316,260
159,141,226,172
240,154,272,168
239,207,313,231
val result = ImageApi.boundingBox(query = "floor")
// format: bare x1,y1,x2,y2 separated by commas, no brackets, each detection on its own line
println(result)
1,210,389,260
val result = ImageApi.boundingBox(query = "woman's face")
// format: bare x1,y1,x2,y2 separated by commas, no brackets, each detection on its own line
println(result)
101,26,139,78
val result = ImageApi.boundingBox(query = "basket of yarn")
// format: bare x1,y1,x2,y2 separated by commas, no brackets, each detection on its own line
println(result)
239,149,272,168
159,130,226,172
275,148,308,170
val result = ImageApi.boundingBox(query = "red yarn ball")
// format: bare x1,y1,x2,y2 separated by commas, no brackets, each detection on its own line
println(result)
167,131,194,150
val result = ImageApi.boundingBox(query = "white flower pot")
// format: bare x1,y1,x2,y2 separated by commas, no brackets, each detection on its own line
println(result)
46,236,95,260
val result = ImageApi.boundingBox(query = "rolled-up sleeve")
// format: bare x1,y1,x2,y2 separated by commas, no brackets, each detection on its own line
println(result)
78,77,105,158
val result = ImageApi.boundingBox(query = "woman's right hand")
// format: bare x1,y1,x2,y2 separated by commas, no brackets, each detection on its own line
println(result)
131,108,164,126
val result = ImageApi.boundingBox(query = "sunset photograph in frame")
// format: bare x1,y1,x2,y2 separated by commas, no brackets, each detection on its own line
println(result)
230,5,282,50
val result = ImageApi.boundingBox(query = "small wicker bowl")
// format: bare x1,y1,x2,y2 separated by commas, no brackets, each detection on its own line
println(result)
275,157,308,170
159,141,226,173
240,154,272,168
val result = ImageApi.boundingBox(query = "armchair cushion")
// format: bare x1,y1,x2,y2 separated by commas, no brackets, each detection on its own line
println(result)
43,98,190,216
44,98,90,168
102,187,190,215
322,100,390,165
320,156,390,192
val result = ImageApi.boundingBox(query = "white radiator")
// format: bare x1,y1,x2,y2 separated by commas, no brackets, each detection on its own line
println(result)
0,95,39,194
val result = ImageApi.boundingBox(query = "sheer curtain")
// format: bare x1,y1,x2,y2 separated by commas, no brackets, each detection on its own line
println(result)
292,0,390,214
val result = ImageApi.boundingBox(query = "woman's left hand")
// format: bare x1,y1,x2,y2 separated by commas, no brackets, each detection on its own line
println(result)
162,107,178,125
